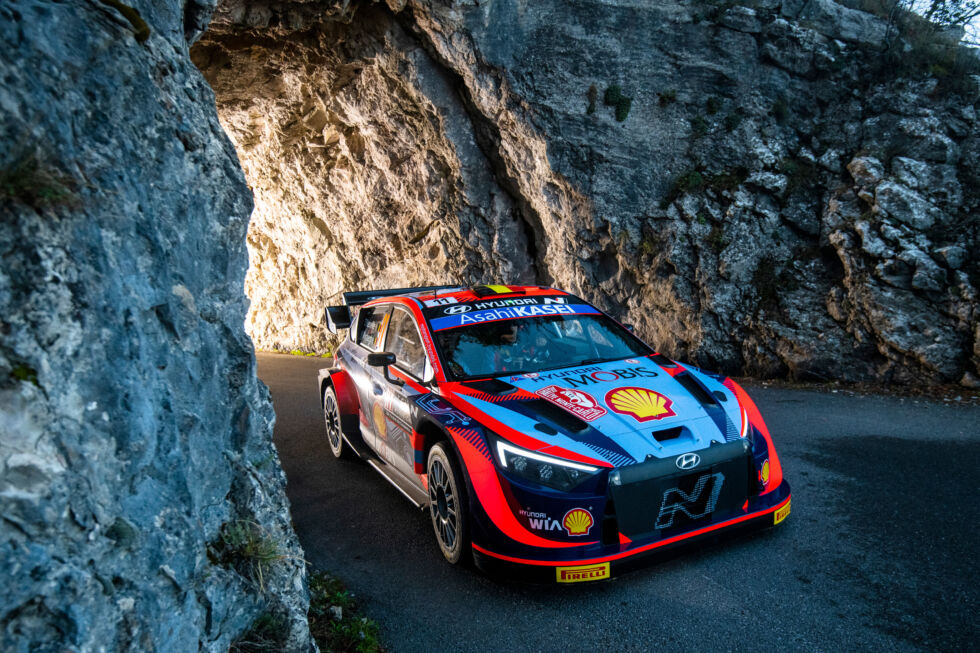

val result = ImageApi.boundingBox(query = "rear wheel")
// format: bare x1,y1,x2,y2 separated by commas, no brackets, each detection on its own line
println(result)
427,442,469,564
323,385,351,459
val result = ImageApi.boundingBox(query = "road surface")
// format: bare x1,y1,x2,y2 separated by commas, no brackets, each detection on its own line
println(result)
257,353,979,653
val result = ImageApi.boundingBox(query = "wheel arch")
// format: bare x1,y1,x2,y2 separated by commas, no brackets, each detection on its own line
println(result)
415,419,474,500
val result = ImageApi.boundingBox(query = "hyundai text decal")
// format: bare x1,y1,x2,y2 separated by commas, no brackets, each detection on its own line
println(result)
655,472,724,529
429,303,599,330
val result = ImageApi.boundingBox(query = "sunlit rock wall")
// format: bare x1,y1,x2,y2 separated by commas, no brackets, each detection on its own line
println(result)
0,1,311,650
199,0,978,385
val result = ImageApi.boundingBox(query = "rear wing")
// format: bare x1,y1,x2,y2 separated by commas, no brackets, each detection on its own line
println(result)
324,285,463,334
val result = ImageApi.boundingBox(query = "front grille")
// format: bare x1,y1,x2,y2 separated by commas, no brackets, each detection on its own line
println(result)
608,440,754,540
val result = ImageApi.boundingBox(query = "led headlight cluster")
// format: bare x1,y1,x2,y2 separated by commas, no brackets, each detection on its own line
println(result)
495,440,600,492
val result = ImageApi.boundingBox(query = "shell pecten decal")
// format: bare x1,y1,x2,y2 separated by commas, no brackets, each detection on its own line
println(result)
604,387,676,422
562,508,594,536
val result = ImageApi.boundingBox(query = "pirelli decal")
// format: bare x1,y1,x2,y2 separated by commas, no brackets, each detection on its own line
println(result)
555,562,610,583
774,498,791,525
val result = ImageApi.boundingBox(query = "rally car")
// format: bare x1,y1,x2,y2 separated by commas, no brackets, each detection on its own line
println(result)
318,284,790,583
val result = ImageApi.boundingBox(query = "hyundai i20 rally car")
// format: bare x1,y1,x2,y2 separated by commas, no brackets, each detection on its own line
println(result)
318,285,790,583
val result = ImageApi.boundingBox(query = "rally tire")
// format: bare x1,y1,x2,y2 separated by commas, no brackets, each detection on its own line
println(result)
427,442,470,565
323,385,352,460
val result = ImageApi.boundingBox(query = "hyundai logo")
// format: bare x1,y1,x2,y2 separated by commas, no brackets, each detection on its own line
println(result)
675,453,700,470
443,305,472,314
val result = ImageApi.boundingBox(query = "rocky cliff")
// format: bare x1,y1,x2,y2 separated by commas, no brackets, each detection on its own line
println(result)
196,0,978,386
0,1,311,651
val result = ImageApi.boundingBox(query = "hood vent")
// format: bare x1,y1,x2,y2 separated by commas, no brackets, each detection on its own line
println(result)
674,372,718,406
651,426,682,443
523,399,589,433
465,378,517,395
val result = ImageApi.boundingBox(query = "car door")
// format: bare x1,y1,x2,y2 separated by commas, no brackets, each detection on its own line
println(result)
349,304,392,454
379,306,432,478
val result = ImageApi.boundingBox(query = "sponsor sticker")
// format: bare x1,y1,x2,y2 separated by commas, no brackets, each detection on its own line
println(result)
372,402,387,439
760,459,770,486
774,498,791,525
605,387,676,422
537,385,606,421
424,296,458,308
556,562,610,583
562,508,594,536
519,509,564,534
416,395,471,426
429,303,600,331
509,365,657,386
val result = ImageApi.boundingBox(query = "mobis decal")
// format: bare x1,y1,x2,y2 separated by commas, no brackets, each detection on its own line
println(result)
536,385,606,421
511,365,657,386
605,387,676,422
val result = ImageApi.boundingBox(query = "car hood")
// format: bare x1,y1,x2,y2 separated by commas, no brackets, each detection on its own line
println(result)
441,356,747,466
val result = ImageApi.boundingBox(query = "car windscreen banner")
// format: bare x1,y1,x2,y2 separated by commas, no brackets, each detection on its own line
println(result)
423,295,600,331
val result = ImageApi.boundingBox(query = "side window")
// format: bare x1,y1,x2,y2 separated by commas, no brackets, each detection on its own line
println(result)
356,306,390,351
385,309,427,379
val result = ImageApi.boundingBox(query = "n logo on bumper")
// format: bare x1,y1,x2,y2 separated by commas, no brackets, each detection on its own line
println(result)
655,472,725,529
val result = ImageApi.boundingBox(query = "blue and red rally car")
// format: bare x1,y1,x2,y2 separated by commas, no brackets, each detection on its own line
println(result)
318,285,790,583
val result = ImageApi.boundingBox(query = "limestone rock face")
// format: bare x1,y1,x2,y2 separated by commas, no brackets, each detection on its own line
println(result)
0,1,310,651
199,0,977,385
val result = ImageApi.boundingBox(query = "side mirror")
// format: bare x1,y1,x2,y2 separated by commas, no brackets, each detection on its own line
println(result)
367,352,395,367
366,352,404,386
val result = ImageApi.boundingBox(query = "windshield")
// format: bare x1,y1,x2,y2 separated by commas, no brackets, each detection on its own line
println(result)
434,314,652,380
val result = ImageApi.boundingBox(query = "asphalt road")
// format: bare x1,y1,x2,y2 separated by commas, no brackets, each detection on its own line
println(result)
257,353,980,653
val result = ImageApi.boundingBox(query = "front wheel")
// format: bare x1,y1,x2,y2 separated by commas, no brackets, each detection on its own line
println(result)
323,385,352,459
427,442,470,564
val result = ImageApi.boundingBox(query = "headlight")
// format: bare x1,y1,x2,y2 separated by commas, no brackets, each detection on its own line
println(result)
495,440,600,492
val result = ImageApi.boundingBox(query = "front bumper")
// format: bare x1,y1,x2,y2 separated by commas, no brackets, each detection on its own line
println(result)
472,480,791,584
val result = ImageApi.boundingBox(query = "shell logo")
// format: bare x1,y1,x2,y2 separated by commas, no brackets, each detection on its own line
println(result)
372,402,387,439
604,387,676,422
761,459,770,486
563,508,594,536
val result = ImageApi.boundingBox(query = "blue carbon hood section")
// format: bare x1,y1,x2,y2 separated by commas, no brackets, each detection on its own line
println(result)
449,357,747,466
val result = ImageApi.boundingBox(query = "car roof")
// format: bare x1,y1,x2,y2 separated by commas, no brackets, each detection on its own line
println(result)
365,285,574,306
